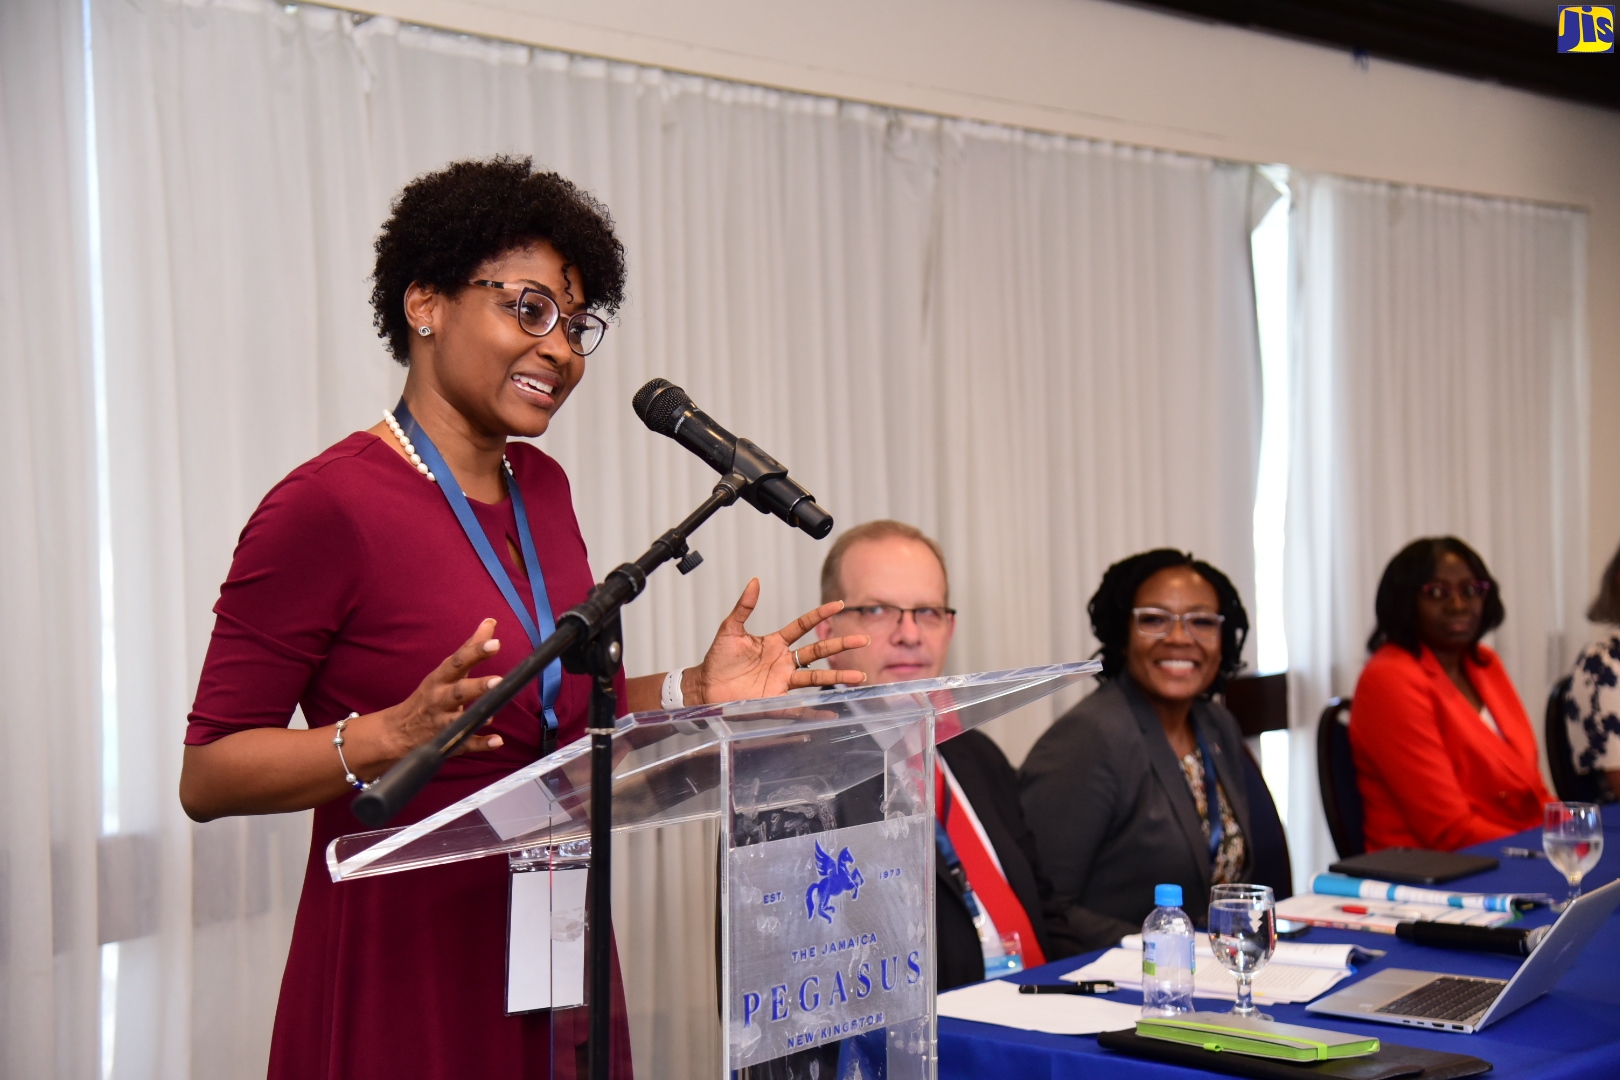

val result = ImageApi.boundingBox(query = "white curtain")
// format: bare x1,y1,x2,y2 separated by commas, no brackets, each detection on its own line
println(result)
86,3,387,1077
18,0,1264,1075
348,26,1264,751
0,0,102,1076
1283,172,1589,888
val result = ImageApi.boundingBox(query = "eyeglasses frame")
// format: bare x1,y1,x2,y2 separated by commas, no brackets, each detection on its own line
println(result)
1130,606,1226,641
833,604,958,632
467,279,608,356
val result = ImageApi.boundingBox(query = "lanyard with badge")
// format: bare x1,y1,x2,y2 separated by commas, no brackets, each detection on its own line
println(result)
394,399,561,741
394,400,583,1013
933,787,1019,975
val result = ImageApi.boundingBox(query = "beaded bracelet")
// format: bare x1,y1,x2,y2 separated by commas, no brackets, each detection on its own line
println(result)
334,712,373,791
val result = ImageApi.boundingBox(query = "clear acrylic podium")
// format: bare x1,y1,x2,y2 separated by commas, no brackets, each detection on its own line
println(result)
327,661,1098,1079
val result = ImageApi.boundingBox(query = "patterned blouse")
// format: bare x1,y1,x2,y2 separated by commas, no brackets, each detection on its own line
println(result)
1568,631,1620,777
1179,751,1248,885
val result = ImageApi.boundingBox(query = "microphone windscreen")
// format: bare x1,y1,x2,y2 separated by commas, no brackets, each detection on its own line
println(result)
632,378,690,435
631,377,671,421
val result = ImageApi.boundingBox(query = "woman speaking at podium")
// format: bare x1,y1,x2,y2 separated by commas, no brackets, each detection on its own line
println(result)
178,157,866,1080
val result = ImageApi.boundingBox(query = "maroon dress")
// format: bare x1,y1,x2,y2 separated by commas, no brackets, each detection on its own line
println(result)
187,432,633,1080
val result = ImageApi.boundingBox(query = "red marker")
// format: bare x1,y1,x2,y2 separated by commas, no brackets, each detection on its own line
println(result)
1337,905,1371,915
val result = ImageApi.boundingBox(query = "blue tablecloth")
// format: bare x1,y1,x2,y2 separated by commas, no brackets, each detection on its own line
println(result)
939,826,1620,1079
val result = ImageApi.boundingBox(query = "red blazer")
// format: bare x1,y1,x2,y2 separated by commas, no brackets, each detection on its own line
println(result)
1350,644,1550,852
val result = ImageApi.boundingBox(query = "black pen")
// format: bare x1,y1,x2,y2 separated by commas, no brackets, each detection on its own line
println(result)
1018,981,1115,995
1500,846,1547,860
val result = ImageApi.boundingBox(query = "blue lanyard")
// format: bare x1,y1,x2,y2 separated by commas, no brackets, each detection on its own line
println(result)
1194,723,1224,862
394,400,560,734
935,776,991,923
934,820,985,921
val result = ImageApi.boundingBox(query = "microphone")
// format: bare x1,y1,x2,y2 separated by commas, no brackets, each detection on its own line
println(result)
633,378,833,539
1395,920,1544,957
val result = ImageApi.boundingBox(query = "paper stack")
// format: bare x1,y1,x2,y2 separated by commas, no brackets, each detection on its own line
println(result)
1060,937,1374,1005
937,979,1144,1035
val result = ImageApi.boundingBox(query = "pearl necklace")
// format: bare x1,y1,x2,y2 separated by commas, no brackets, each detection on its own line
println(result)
383,410,436,483
382,409,514,483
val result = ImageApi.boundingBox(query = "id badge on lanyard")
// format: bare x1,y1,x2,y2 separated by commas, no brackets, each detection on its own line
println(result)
506,848,588,1014
393,401,581,1011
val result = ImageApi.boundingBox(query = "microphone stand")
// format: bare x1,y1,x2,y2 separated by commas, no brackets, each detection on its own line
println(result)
352,462,782,1080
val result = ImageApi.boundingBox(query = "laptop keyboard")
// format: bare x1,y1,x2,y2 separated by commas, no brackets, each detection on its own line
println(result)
1375,976,1505,1022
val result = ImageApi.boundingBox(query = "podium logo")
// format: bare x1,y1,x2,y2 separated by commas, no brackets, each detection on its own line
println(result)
1558,5,1615,52
805,841,864,924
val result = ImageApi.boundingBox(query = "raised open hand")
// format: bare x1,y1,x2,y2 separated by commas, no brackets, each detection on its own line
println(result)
384,618,508,756
687,579,869,705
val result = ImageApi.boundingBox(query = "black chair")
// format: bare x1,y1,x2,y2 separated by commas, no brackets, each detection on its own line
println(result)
1225,672,1288,737
1239,741,1293,900
1316,698,1365,858
1545,675,1604,803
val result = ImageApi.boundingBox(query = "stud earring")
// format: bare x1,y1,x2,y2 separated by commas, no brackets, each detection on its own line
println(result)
418,326,432,336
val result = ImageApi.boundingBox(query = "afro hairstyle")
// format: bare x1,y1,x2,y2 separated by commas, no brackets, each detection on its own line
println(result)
370,156,626,364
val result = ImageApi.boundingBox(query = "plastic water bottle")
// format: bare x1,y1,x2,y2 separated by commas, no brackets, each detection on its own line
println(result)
1141,883,1195,1017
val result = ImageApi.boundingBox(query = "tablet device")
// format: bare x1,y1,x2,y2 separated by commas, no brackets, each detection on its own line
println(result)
1098,1030,1492,1078
1329,848,1498,885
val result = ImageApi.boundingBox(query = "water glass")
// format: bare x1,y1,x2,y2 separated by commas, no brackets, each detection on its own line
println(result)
1543,802,1604,910
1208,884,1276,1018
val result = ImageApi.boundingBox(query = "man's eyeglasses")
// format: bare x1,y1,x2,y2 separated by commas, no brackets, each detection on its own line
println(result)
468,280,608,356
1132,607,1225,642
1420,580,1492,604
837,605,956,632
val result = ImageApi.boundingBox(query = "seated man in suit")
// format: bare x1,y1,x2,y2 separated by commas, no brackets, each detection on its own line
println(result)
814,520,1060,989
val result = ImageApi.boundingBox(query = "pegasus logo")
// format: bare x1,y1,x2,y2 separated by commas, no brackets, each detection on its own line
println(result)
805,841,864,924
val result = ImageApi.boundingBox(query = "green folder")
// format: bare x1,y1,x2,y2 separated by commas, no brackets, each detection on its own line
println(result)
1137,1013,1381,1063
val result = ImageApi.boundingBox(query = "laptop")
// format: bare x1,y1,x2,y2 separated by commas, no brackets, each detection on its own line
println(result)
1306,875,1620,1033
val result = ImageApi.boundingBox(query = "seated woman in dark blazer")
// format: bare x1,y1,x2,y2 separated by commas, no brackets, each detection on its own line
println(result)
1020,549,1254,953
1352,537,1550,851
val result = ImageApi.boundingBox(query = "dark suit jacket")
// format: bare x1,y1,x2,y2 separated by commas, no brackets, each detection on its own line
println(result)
1018,676,1254,953
935,729,1056,990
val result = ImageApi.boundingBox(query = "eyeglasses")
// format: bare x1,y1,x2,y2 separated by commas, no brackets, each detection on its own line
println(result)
837,605,956,632
1132,607,1225,641
468,280,609,356
1420,579,1491,603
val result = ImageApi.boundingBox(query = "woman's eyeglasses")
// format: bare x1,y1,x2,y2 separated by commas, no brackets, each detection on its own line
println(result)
468,280,608,356
838,605,956,632
1420,580,1492,603
1132,607,1225,641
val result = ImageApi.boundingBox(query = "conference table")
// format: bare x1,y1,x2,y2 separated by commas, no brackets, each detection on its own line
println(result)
939,820,1620,1079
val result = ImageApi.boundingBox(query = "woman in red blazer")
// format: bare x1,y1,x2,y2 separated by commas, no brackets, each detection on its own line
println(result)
1351,537,1551,851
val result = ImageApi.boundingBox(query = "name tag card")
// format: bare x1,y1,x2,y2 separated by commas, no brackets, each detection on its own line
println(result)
507,864,588,1014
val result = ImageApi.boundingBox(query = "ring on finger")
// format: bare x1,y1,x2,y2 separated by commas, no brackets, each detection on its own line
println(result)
793,647,807,670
